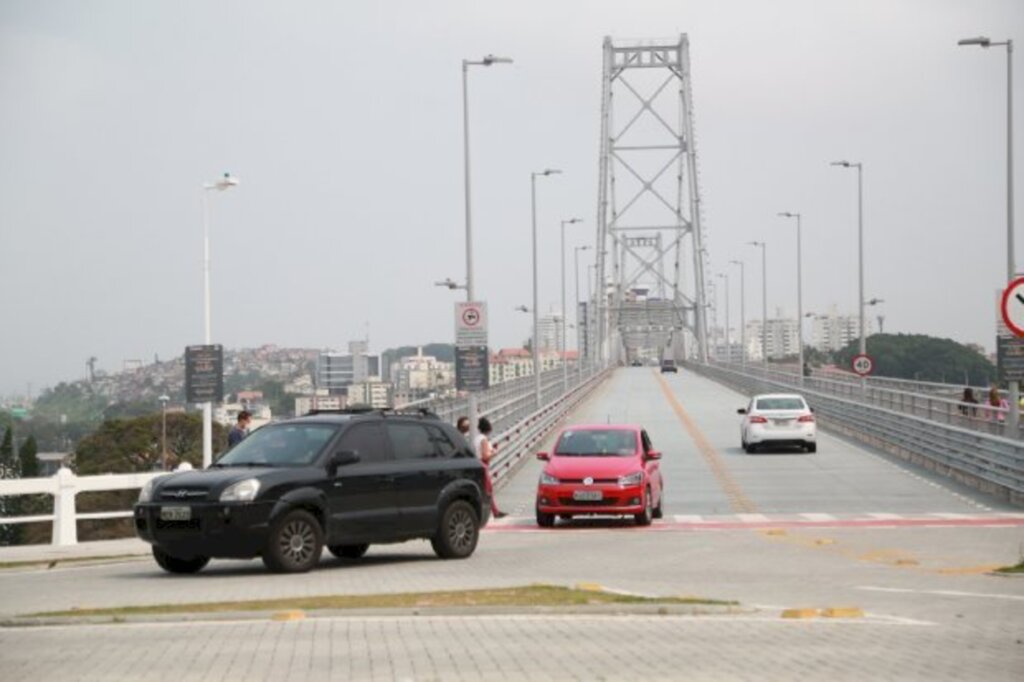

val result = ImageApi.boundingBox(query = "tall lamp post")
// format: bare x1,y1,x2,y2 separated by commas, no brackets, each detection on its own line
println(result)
574,245,591,379
717,273,730,363
830,160,866,394
201,172,239,468
959,35,1017,433
730,260,746,368
158,394,170,470
462,53,513,438
531,169,561,408
560,218,582,393
747,241,768,367
778,212,805,384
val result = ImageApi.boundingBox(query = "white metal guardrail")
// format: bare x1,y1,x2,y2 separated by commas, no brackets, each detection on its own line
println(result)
0,364,611,545
692,362,1024,505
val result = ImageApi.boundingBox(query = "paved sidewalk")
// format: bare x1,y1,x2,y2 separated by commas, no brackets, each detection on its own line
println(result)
0,538,149,563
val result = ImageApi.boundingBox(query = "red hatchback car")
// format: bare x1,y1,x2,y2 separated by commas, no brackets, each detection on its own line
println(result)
535,425,664,527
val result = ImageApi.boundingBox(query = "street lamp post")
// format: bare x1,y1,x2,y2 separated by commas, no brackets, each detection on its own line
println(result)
575,245,591,380
531,169,561,409
462,53,512,439
560,218,582,394
730,260,746,368
831,160,866,394
717,273,730,363
747,241,767,367
959,35,1017,433
201,172,239,468
779,212,805,385
159,394,170,470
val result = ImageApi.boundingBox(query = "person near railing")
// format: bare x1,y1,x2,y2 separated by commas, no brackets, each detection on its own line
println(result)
986,386,1008,424
958,388,979,420
473,417,507,520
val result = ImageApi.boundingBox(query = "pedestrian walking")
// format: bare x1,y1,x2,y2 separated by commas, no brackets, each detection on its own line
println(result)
473,417,507,519
958,388,978,419
456,416,471,443
228,410,252,448
986,387,1008,424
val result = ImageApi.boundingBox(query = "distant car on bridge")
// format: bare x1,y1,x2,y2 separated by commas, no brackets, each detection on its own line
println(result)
660,359,678,373
534,425,664,527
738,393,817,453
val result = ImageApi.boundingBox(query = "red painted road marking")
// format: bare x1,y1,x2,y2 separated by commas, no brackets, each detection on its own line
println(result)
483,517,1024,533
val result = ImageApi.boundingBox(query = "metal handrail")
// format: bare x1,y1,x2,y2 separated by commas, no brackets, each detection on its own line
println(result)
692,362,1024,502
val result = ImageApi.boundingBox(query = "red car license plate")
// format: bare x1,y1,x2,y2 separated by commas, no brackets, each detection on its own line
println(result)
572,490,603,502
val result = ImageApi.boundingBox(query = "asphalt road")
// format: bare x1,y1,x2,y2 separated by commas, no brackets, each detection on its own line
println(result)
1,368,1022,680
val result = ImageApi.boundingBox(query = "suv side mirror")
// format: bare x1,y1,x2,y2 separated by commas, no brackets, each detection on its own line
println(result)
536,452,550,461
328,450,360,475
737,408,747,415
645,450,662,461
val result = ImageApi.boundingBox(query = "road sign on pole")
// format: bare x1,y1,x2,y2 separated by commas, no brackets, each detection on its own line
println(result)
455,301,488,348
1000,277,1024,338
185,345,224,403
851,353,874,377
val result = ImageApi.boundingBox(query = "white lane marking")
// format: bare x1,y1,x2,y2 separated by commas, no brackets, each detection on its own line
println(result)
736,513,769,522
673,515,705,523
928,513,974,520
800,513,837,522
858,586,1024,602
866,513,902,520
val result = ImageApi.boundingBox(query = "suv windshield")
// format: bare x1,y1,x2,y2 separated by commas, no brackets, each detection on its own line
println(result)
555,429,637,457
756,397,806,411
216,423,339,467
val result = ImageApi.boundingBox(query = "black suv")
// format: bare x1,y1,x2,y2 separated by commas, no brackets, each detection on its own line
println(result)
134,410,489,574
660,359,678,374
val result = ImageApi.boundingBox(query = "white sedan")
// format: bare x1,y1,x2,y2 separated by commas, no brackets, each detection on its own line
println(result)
738,393,817,453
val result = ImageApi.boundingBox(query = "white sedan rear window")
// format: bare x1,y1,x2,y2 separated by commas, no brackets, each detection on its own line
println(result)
756,398,806,410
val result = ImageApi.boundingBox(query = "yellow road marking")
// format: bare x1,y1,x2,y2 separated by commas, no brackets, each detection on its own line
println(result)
655,371,757,513
821,607,864,619
271,610,306,622
781,608,818,619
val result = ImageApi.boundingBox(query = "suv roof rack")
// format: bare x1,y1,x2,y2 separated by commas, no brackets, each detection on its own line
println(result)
303,407,441,420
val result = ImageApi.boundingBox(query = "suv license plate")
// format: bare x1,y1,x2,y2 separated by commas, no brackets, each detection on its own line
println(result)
160,506,192,521
573,490,603,501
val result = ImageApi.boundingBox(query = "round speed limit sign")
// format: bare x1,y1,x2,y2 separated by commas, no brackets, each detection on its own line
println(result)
851,353,874,377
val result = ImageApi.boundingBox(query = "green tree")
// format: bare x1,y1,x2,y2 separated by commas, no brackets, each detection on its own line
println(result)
19,435,39,479
75,413,225,475
834,334,996,385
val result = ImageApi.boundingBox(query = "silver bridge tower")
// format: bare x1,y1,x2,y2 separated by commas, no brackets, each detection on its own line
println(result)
592,35,709,366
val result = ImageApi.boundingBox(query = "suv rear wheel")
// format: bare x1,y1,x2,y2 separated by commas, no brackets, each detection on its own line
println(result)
431,500,480,559
262,509,324,573
152,547,209,574
328,543,370,559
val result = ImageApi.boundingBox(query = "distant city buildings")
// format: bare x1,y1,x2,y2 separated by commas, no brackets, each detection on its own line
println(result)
810,307,874,352
536,313,565,352
316,341,381,396
745,315,800,361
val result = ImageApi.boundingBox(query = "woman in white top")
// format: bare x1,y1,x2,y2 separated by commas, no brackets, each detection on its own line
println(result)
474,417,506,519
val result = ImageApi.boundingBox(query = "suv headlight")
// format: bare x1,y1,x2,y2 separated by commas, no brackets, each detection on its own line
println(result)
540,472,559,485
618,471,644,487
220,478,261,503
138,479,156,503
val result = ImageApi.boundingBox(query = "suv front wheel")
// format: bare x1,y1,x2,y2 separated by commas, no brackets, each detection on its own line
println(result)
152,547,210,574
431,500,480,559
262,509,324,573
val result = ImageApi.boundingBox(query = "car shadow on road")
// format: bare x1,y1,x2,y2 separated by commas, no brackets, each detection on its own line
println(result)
119,553,438,578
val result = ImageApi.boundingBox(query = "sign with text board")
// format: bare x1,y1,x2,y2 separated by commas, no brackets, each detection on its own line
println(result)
997,336,1024,383
455,301,488,348
455,346,490,392
185,344,224,403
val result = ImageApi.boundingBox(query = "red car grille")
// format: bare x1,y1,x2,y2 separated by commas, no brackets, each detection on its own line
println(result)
558,496,627,506
560,478,618,484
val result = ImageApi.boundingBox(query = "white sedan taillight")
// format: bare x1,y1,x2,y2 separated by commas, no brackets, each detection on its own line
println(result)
798,414,815,423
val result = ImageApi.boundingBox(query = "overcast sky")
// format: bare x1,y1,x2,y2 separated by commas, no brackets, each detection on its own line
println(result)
1,0,1022,396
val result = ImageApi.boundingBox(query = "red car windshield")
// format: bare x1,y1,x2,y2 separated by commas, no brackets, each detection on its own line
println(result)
554,429,637,457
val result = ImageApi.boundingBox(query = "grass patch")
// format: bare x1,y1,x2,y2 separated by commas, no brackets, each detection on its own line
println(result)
0,554,144,570
994,559,1024,574
27,584,735,618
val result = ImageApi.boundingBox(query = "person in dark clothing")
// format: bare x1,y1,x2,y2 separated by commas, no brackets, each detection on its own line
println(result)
958,388,978,418
228,410,252,448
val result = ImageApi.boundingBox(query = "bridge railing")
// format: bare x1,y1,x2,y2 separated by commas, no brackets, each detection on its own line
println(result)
691,362,1024,505
0,362,611,546
712,361,1017,439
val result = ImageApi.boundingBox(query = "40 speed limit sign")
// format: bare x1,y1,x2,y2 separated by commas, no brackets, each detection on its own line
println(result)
851,353,874,377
